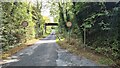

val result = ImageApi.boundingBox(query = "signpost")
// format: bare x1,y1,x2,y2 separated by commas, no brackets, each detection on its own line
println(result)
21,21,28,27
21,21,28,43
83,23,92,50
83,28,86,50
66,21,72,28
66,21,72,43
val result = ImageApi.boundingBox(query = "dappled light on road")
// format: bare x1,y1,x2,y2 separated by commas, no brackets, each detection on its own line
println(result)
35,40,56,44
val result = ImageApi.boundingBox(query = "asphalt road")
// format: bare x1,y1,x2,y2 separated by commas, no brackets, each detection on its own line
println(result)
3,31,99,66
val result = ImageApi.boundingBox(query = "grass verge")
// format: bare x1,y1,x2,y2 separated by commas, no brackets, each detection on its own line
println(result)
1,34,49,60
57,38,117,66
1,39,39,60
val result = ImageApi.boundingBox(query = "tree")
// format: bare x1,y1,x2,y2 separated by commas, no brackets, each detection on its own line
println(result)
1,2,36,51
32,0,43,38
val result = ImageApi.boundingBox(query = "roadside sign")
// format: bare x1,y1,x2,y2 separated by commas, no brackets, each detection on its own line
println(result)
21,21,28,43
21,21,28,27
66,21,72,43
66,21,72,28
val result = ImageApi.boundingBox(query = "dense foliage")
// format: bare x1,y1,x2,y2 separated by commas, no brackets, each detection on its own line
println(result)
0,2,44,51
50,2,120,61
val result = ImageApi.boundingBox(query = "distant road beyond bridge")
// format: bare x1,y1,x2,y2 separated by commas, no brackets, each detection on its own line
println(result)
44,23,58,33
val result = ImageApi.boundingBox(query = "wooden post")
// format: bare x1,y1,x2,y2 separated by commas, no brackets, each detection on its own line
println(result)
84,28,86,50
69,29,70,43
24,27,27,43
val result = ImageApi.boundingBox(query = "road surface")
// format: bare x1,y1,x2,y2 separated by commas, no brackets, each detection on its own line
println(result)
2,31,99,66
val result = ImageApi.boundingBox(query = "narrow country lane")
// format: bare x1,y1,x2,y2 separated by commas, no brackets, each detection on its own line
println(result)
1,1,120,68
3,31,99,67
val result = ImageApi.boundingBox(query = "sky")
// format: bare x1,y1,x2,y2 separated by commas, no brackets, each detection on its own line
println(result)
41,2,50,17
29,0,54,22
29,0,50,16
41,2,54,22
